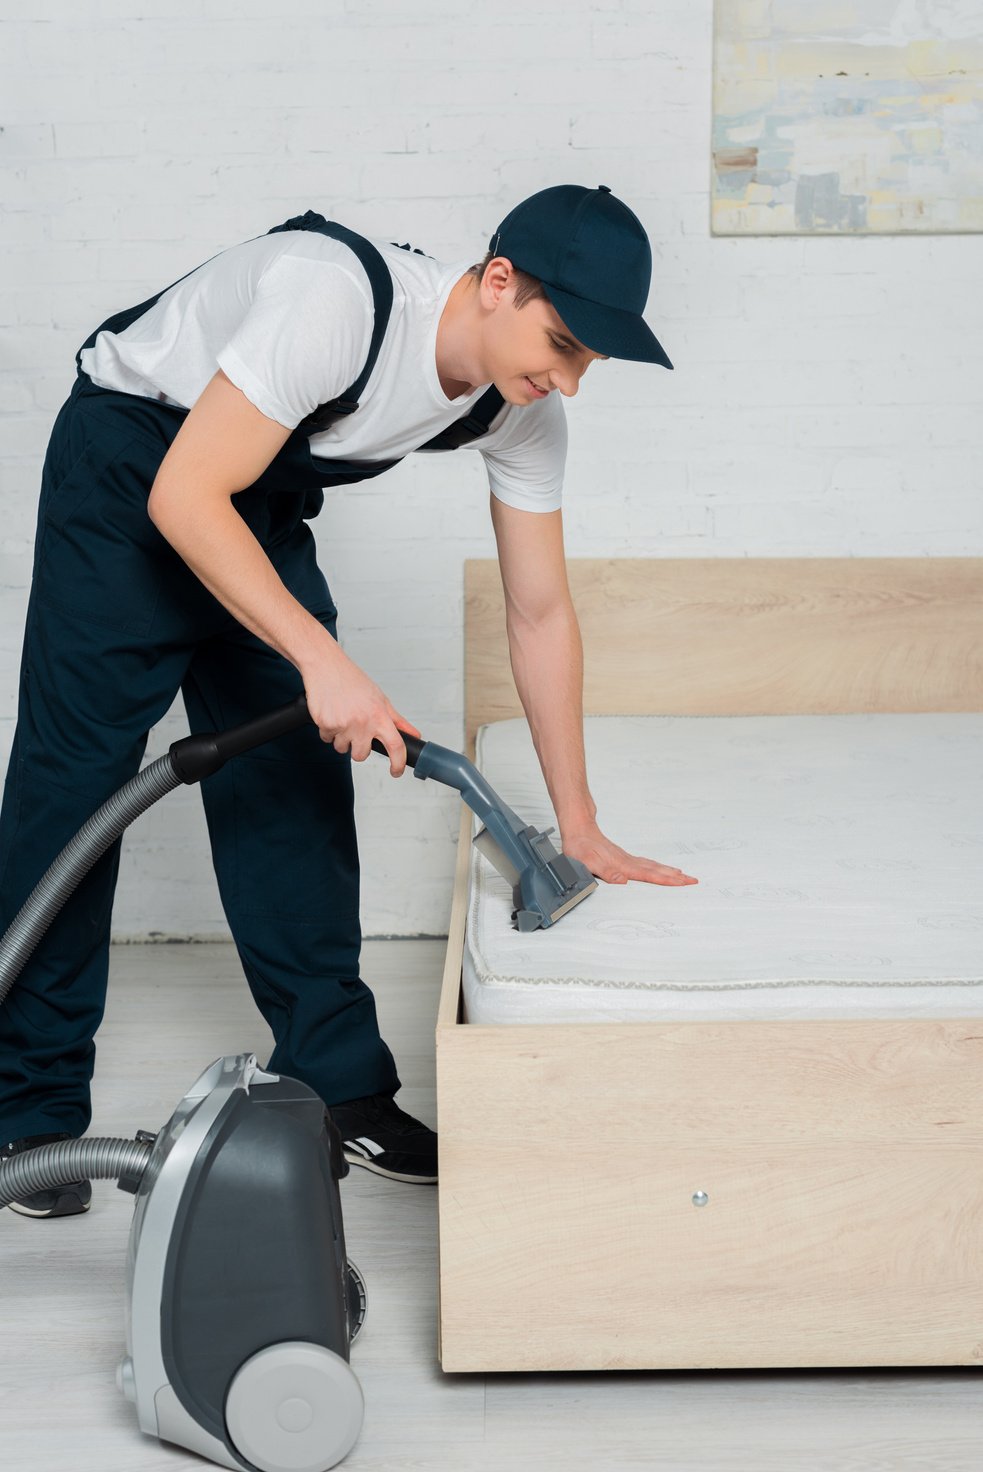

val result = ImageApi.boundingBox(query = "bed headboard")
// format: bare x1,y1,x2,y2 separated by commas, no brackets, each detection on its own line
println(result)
464,557,983,751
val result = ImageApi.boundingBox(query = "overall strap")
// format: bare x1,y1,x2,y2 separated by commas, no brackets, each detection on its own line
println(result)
75,251,223,371
273,213,506,452
268,211,394,437
415,385,505,452
74,210,395,443
76,206,501,457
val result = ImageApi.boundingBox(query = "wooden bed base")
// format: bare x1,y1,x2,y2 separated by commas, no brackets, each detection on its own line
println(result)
435,558,983,1373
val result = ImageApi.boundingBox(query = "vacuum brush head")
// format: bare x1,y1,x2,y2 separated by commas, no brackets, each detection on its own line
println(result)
473,825,598,932
367,730,600,935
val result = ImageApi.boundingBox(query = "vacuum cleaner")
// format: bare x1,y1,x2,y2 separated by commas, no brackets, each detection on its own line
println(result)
0,697,597,1469
0,1050,367,1472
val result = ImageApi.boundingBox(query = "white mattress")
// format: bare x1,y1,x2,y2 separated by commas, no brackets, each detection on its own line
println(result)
463,714,983,1024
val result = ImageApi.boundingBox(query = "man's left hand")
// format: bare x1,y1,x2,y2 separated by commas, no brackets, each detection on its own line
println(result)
560,821,698,888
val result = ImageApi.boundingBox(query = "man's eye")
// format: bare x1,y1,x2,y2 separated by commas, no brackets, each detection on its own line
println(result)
549,337,570,353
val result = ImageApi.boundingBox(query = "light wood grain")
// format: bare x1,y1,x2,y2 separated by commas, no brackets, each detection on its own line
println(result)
464,557,983,749
438,1019,983,1372
438,558,983,1374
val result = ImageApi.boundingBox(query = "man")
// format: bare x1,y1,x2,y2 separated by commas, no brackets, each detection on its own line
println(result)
0,183,697,1217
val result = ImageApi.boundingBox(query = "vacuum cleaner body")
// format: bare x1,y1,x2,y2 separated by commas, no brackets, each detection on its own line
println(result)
119,1054,365,1472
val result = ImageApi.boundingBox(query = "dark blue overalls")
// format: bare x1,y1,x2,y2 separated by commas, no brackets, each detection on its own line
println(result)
0,214,502,1140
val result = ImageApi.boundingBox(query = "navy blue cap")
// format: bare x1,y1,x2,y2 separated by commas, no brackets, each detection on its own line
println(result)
490,184,672,369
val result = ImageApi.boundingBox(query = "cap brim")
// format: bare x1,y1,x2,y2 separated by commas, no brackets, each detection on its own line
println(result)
542,282,673,369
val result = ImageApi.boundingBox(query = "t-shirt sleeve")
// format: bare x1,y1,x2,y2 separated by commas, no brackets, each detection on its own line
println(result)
216,255,373,429
478,390,567,513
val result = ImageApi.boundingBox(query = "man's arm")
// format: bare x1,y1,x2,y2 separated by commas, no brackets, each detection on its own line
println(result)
489,494,697,888
147,369,419,774
488,495,595,832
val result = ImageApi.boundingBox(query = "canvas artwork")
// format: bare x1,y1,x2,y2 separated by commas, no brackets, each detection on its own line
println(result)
712,0,983,234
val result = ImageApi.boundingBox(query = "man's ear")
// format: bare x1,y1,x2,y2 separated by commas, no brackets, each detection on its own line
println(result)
479,256,515,309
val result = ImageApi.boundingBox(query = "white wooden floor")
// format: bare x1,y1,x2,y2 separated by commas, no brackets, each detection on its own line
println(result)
2,939,981,1472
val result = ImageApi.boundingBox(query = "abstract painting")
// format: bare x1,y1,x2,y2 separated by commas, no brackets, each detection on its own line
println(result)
712,0,983,234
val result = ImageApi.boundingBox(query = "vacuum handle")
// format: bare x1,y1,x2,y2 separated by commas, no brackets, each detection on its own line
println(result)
370,734,425,768
170,694,426,783
170,694,313,782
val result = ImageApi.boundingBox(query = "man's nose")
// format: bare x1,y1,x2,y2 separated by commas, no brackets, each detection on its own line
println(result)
554,363,585,398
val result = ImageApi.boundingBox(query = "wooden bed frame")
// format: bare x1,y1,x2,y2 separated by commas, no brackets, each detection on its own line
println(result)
435,557,983,1374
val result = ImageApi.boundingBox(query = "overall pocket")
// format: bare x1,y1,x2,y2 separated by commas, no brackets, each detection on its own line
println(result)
34,413,169,638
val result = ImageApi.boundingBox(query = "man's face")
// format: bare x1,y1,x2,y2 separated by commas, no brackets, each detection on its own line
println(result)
479,263,608,405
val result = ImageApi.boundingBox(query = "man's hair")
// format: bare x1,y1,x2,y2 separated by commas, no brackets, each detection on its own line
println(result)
468,250,548,309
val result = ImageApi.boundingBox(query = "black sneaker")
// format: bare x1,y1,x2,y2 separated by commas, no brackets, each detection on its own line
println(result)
328,1094,437,1184
0,1132,92,1218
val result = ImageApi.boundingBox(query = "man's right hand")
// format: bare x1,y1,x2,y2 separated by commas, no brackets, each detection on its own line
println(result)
304,647,421,778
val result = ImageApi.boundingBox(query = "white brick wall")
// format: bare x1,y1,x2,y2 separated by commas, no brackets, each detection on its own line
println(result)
2,1,981,939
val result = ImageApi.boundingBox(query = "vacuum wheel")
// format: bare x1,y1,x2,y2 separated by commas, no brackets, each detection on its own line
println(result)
346,1259,367,1344
225,1341,363,1472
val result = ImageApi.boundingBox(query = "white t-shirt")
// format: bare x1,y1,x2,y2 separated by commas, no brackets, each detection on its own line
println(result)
80,228,566,513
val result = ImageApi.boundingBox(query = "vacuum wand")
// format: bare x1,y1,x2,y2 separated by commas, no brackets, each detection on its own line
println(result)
170,692,597,932
0,696,595,1012
167,689,597,930
367,731,598,934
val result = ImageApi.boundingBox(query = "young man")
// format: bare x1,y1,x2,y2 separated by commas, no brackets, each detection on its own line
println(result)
0,183,697,1216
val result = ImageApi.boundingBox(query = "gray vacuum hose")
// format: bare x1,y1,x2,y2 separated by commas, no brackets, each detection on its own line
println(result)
0,754,179,1210
0,754,181,1007
0,1136,153,1211
0,703,361,1214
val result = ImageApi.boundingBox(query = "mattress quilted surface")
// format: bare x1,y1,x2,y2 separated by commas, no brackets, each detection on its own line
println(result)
463,714,983,1023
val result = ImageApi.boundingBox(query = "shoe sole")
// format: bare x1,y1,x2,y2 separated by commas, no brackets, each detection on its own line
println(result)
342,1150,437,1185
8,1194,91,1219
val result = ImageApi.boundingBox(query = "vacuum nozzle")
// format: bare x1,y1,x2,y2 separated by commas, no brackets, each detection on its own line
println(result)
368,731,598,932
475,823,598,931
